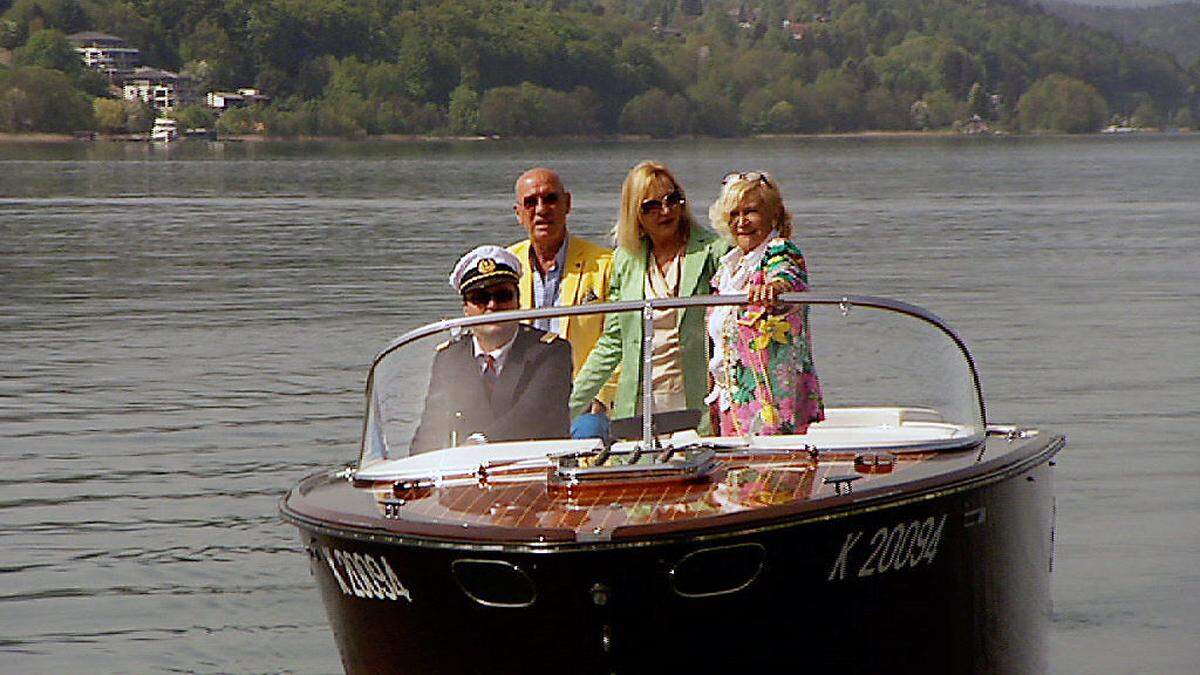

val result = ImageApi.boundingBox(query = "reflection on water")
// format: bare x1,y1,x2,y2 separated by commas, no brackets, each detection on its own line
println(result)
1,135,1198,672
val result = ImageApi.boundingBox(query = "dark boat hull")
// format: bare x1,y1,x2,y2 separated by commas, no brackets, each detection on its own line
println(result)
284,436,1061,674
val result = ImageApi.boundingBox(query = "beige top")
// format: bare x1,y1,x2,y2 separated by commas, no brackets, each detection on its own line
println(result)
643,253,687,412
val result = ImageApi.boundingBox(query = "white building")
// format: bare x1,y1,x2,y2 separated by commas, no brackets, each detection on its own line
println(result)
122,67,193,112
68,32,140,78
206,88,271,111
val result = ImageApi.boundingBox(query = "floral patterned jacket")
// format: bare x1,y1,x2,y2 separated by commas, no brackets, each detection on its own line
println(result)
707,236,825,436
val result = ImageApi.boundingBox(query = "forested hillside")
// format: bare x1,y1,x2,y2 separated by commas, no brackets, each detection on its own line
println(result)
1044,0,1200,69
2,0,1196,136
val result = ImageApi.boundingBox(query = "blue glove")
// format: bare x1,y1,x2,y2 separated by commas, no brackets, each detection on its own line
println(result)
571,413,611,441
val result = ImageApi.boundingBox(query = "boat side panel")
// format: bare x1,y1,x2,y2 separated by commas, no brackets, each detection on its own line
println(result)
290,460,1055,674
297,533,607,673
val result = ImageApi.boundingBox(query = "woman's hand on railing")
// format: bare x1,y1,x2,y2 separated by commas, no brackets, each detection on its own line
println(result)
747,280,789,308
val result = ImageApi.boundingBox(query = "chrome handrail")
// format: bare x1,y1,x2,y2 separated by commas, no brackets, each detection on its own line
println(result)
358,294,987,465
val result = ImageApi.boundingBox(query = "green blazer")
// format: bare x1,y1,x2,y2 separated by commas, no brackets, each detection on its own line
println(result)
569,227,731,429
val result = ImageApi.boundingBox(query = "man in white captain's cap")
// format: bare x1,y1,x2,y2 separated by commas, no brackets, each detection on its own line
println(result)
411,245,573,452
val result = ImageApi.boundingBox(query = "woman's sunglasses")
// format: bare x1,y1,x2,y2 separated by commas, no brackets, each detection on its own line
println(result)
463,286,517,307
721,171,772,187
639,190,685,215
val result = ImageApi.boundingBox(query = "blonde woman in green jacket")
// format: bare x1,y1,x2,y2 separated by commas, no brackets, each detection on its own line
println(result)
569,161,730,432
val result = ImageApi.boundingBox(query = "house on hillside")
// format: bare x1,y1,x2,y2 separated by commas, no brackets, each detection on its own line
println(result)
206,88,272,111
121,67,193,112
651,23,685,40
68,32,141,78
728,5,760,28
781,19,809,40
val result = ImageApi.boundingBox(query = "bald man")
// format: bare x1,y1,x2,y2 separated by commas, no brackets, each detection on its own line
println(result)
507,168,615,410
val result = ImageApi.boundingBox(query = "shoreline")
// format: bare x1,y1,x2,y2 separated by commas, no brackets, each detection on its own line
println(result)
2,128,1191,145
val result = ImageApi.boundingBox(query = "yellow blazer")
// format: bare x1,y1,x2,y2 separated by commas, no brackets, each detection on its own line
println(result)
508,235,614,379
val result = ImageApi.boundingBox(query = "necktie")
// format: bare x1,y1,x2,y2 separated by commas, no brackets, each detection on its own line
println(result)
481,354,498,397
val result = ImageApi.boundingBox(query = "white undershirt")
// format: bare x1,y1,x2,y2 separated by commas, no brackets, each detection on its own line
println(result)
472,332,517,375
706,231,780,411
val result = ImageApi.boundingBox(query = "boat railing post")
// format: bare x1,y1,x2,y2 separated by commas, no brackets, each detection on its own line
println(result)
641,301,655,451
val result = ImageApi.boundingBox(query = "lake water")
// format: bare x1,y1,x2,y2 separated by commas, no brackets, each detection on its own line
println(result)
1,135,1197,673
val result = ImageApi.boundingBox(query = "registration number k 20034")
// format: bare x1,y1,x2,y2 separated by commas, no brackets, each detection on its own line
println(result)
827,513,948,582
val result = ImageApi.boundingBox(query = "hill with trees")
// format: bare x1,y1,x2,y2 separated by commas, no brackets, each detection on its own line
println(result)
1043,0,1200,70
2,0,1197,136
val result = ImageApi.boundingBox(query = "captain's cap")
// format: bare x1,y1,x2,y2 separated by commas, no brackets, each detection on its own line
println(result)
449,245,523,294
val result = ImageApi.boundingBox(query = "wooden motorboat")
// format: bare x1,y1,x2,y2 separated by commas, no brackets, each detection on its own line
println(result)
281,295,1065,673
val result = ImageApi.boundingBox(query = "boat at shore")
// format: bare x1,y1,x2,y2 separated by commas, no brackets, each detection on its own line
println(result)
280,294,1065,673
150,118,178,142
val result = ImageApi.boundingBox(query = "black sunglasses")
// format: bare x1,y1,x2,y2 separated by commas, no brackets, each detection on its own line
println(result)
721,171,772,187
520,192,561,210
639,190,685,215
463,286,517,307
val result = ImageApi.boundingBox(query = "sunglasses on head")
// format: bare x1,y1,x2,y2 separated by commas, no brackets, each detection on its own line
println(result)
463,286,517,307
721,171,772,188
520,192,561,210
639,190,685,215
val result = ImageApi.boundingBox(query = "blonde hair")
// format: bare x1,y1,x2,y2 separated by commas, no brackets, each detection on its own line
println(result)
709,175,793,241
612,160,698,253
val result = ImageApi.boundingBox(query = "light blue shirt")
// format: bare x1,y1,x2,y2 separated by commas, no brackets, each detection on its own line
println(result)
529,242,567,334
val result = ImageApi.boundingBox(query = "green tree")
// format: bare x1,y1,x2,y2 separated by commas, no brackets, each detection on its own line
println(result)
0,19,20,50
0,0,1188,138
2,0,88,48
169,103,215,130
738,86,779,133
0,85,34,130
478,81,597,136
618,87,689,137
180,19,251,89
864,86,911,130
687,80,740,137
967,82,989,119
14,28,79,75
934,45,980,99
0,65,91,131
3,0,89,45
392,34,435,101
869,35,944,98
92,96,125,133
86,0,175,69
809,69,863,132
910,99,931,130
316,97,367,137
922,90,961,129
215,106,259,135
1016,75,1108,133
74,67,107,96
124,98,153,133
447,82,479,135
179,60,213,99
1130,100,1161,129
765,100,798,133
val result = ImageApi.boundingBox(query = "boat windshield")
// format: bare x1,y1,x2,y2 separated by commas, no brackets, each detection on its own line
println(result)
356,294,985,474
